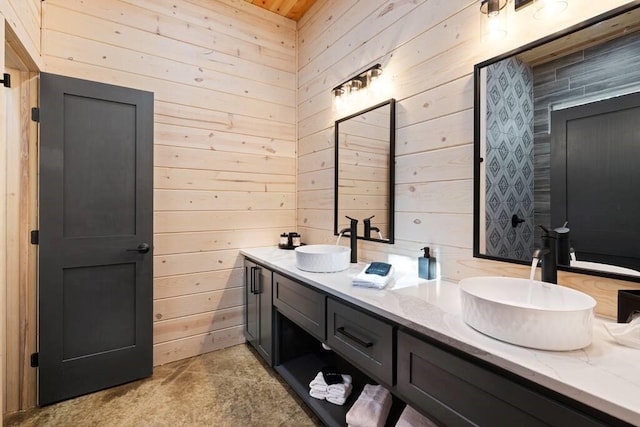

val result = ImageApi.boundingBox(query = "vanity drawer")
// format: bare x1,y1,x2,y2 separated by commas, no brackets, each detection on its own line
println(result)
397,330,611,427
327,298,394,385
273,273,326,341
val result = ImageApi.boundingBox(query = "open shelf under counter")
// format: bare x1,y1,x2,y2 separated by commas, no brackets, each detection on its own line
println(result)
274,312,404,427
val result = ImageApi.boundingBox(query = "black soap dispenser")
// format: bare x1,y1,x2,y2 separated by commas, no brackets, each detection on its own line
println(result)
418,247,436,280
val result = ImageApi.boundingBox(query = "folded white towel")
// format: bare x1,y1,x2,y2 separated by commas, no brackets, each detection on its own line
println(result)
309,372,352,390
328,382,352,398
604,316,640,349
346,384,392,427
327,380,352,396
310,383,327,393
309,388,326,400
352,264,394,289
309,372,328,392
327,395,345,405
326,384,351,405
395,405,438,427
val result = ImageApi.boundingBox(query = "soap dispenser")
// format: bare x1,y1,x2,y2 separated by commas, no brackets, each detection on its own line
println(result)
418,247,436,280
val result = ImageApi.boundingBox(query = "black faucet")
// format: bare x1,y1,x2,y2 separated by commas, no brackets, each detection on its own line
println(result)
363,215,381,239
339,216,358,263
533,225,557,284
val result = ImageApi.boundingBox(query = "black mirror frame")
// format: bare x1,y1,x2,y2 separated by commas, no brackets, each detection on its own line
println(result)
334,98,396,244
473,1,640,283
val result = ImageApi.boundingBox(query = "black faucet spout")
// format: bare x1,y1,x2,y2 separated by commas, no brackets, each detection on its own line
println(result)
534,226,557,284
339,216,358,263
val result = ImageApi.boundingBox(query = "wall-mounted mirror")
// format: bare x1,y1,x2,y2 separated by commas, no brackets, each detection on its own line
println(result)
474,4,640,282
335,99,395,243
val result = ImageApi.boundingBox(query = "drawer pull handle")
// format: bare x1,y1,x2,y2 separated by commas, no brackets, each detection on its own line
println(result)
336,326,373,348
250,266,262,294
250,266,256,293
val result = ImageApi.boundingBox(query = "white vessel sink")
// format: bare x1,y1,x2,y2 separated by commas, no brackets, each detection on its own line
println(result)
294,245,350,273
458,277,596,351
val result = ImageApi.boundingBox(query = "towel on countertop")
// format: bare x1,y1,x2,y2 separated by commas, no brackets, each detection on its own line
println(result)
352,264,394,289
395,405,438,427
346,384,392,427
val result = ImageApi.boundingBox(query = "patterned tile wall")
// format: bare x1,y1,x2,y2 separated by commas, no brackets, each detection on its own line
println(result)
485,58,535,261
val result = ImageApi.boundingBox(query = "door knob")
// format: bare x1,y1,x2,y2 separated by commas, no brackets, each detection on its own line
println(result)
127,243,150,254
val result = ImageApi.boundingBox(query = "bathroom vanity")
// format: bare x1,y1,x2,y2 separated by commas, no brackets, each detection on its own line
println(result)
241,247,639,427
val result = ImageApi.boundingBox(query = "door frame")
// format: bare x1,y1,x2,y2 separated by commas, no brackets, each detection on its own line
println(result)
2,20,41,415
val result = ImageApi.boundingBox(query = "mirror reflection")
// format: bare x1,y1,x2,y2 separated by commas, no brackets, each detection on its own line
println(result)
475,5,640,279
335,99,395,243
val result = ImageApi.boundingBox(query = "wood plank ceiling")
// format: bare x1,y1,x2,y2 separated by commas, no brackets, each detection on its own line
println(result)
243,0,318,21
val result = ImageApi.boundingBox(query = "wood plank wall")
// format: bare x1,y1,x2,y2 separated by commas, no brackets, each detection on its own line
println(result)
296,0,640,319
42,0,297,367
0,0,42,69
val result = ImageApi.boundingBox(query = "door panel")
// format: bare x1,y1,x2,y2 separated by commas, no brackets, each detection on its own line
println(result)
39,73,153,405
551,92,640,270
62,263,136,360
62,94,137,237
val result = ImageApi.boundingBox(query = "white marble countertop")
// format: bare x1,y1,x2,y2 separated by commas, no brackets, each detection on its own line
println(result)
241,246,640,425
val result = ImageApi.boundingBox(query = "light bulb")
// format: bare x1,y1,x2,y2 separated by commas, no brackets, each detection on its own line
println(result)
487,14,507,39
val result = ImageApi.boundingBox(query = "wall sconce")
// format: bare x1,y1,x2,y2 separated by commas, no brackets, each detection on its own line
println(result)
332,64,382,108
480,0,508,39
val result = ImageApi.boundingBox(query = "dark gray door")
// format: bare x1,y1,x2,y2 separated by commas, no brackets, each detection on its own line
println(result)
551,92,640,270
38,73,153,405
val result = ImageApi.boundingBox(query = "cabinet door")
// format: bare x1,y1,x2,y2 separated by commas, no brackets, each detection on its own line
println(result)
256,264,273,364
273,272,326,341
244,259,259,346
397,330,611,427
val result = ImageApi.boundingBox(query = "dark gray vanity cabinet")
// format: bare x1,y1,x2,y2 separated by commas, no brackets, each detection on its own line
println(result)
273,272,326,341
242,255,631,427
244,258,273,365
327,298,394,386
397,330,615,427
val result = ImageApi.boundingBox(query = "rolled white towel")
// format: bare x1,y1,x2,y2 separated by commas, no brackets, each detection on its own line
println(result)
346,384,392,427
352,264,394,289
395,405,438,427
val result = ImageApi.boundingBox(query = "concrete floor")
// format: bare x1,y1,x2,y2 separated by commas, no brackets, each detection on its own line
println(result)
5,344,321,426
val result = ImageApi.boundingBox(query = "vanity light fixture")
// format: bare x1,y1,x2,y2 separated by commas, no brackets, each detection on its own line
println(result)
332,64,382,107
480,0,508,39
